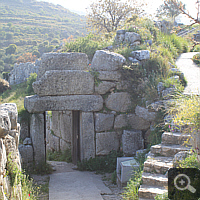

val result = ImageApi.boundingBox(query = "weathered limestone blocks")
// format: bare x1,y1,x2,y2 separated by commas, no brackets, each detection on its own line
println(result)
96,132,120,155
33,70,94,96
0,103,18,136
115,30,141,45
122,130,144,156
51,111,72,143
95,81,116,94
80,112,95,160
135,105,156,122
46,133,60,152
114,114,150,130
0,103,22,199
95,113,114,132
19,144,33,164
24,95,104,113
125,32,141,45
105,92,132,112
8,61,39,85
38,53,88,79
91,50,126,71
131,50,150,61
98,71,121,81
30,113,45,163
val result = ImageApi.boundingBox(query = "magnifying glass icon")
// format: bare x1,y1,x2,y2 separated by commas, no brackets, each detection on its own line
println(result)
174,174,196,193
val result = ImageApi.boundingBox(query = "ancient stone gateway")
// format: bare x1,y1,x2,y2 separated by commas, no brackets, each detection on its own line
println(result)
24,51,154,164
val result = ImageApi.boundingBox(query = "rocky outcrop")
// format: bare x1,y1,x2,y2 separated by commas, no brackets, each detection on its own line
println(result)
0,103,22,200
8,61,40,85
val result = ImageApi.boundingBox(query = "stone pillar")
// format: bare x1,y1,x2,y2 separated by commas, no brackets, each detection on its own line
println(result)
80,112,95,160
30,113,45,163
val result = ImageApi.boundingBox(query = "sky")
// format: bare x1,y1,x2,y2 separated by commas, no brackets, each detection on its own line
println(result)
36,0,199,20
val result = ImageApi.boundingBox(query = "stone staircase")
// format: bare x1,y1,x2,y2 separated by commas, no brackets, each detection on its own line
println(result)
138,131,191,200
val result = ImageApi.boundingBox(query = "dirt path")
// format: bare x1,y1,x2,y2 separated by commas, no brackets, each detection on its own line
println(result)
176,52,200,95
48,161,123,200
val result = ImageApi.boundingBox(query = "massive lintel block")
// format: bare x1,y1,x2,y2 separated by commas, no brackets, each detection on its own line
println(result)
38,53,88,79
24,95,103,113
33,70,94,96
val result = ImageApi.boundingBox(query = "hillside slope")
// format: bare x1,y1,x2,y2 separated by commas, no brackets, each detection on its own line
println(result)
0,0,87,74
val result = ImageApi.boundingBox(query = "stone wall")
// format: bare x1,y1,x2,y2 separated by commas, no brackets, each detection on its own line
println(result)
0,103,22,199
8,60,40,85
24,50,157,163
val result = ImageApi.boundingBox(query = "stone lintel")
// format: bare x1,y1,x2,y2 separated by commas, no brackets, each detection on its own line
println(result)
24,95,103,113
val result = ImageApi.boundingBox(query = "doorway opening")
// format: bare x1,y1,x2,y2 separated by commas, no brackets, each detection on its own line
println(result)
72,111,80,165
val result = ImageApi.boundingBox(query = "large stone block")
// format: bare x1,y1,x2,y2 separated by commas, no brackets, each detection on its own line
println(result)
38,53,88,79
0,103,18,130
46,132,60,152
52,111,72,144
125,32,141,44
18,144,33,164
0,110,11,138
24,95,103,113
96,132,119,155
122,130,144,156
95,81,116,94
95,113,114,132
131,50,150,61
60,139,71,152
91,50,126,71
135,105,156,122
98,71,121,81
80,112,95,160
30,114,45,163
0,139,7,175
114,114,150,130
33,70,94,96
105,92,132,112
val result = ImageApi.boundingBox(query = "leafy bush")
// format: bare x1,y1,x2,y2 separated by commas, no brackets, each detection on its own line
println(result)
77,150,123,173
0,78,10,93
47,149,72,163
26,73,37,94
6,153,40,200
154,192,169,200
63,33,112,60
192,53,200,65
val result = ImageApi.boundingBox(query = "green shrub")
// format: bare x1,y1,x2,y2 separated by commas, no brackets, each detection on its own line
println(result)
192,53,200,65
63,33,112,60
47,149,72,163
192,45,200,52
6,153,40,200
26,73,37,94
77,150,123,173
154,192,169,200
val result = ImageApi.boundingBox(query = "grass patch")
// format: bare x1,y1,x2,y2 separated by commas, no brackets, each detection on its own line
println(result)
47,149,72,163
77,150,123,173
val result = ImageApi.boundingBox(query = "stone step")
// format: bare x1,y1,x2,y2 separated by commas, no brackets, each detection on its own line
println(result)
161,132,191,145
142,172,168,187
150,144,190,157
138,185,167,199
143,155,173,174
139,198,153,200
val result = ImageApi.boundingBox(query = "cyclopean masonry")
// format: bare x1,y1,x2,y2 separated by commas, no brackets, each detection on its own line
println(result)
24,50,155,164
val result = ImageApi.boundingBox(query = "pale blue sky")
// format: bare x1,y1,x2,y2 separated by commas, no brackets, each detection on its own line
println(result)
36,0,198,19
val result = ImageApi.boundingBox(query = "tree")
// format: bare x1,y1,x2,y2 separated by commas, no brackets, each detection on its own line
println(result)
86,0,145,33
5,44,17,55
156,0,185,22
16,53,37,64
168,0,200,25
